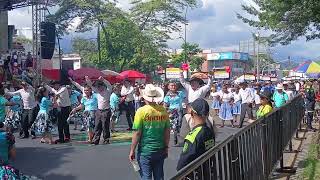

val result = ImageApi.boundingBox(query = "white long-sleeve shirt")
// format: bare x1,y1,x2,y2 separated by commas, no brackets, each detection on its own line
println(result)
121,86,134,102
45,85,71,107
7,86,37,109
87,79,113,110
180,76,212,103
239,88,254,104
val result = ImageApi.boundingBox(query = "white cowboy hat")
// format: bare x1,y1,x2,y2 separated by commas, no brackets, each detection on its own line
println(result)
275,83,284,90
142,84,164,103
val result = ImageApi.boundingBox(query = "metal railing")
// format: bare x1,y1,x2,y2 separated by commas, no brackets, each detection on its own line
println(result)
171,96,304,180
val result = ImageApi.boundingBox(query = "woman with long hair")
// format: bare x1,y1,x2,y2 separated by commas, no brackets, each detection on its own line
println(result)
70,85,97,143
31,86,55,144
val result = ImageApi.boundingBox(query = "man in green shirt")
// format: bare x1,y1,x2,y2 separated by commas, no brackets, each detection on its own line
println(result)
129,84,170,180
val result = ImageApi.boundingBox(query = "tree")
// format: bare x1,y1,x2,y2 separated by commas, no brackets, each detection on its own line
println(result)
130,0,197,43
171,42,205,71
72,37,98,67
237,1,320,45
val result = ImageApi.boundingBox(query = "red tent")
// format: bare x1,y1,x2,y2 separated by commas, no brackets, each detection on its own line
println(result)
42,69,60,80
120,70,146,79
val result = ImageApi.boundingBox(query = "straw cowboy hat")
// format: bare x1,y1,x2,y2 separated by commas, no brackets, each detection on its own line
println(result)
142,84,164,103
275,83,284,90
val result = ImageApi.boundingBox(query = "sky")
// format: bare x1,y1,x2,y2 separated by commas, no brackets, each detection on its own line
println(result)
7,0,320,62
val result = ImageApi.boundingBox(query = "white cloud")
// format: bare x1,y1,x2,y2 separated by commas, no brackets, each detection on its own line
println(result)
6,0,320,60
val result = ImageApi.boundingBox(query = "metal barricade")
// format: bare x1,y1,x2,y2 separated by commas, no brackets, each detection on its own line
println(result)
170,96,304,180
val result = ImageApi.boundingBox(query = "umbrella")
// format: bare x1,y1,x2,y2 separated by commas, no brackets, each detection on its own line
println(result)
101,69,120,76
292,61,320,74
120,70,146,79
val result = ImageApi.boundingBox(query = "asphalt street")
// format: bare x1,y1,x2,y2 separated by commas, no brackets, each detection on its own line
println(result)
11,113,245,180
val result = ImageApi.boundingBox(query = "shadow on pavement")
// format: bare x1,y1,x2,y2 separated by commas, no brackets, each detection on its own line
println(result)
12,146,75,179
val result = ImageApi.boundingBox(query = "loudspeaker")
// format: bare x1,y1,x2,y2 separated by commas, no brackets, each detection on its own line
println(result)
40,22,56,59
8,25,14,50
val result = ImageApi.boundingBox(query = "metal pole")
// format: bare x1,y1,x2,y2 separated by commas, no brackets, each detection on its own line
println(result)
98,25,101,64
257,37,260,82
184,7,187,63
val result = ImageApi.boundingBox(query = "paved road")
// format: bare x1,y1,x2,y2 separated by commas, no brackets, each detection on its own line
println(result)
12,113,246,180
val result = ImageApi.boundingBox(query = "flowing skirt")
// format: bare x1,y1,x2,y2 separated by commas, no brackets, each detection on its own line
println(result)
211,99,220,110
31,112,56,135
0,165,39,180
232,101,241,115
219,102,233,121
82,110,96,131
4,110,21,131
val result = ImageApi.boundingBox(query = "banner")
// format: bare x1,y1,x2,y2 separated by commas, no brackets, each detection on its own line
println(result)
166,68,182,79
207,52,249,61
213,70,230,79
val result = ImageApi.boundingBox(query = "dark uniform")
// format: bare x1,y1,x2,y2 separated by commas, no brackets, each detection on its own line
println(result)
177,124,215,171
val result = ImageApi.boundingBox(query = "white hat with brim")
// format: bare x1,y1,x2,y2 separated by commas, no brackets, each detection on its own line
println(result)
142,84,164,103
275,84,284,90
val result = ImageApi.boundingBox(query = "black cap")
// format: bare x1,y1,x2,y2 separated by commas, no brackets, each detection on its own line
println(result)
190,98,209,117
258,91,273,102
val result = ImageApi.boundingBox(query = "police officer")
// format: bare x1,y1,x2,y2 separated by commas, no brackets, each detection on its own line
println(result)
177,98,215,171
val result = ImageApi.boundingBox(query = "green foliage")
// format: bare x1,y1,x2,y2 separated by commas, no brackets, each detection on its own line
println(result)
72,37,98,67
14,36,32,44
171,42,205,71
130,0,197,43
49,0,198,73
238,0,320,45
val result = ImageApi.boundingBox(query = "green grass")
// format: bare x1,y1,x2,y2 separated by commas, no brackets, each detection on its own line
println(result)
302,143,320,179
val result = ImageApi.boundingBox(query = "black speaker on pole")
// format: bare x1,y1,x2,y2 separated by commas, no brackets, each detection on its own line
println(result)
40,22,56,59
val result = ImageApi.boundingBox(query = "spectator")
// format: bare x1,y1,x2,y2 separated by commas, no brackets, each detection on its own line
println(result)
129,84,169,180
272,84,289,108
305,83,316,132
256,91,273,119
121,79,135,130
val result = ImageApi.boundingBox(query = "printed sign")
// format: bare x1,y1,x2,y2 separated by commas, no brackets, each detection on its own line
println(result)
166,68,182,79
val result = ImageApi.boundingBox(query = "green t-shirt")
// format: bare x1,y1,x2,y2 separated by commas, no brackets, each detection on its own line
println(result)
0,96,8,122
133,104,170,155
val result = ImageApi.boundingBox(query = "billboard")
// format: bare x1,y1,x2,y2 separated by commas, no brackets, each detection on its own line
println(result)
213,70,230,79
207,52,249,61
166,68,182,79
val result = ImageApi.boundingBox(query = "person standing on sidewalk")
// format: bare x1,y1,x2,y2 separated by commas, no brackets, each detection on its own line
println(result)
272,83,289,108
45,81,71,143
6,81,37,138
304,83,317,132
129,84,169,180
121,79,135,130
86,76,112,145
238,81,255,128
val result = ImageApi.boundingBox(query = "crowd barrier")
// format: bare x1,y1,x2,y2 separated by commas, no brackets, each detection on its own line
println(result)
171,96,305,180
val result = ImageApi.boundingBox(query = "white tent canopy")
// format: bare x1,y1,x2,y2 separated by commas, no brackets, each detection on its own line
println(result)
101,69,120,76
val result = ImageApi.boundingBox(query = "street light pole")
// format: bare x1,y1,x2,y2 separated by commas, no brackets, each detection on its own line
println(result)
256,33,260,82
184,7,187,64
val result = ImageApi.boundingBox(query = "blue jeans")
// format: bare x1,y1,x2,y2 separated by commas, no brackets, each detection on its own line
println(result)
137,150,166,180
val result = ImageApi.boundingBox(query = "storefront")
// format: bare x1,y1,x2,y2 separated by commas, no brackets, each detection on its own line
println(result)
206,52,250,78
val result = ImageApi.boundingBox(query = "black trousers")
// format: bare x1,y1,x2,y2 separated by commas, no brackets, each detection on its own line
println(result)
120,101,135,129
307,111,314,129
93,109,111,144
239,103,253,128
58,106,71,141
21,108,35,137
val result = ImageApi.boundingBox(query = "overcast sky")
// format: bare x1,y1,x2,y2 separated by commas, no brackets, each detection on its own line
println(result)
8,0,320,62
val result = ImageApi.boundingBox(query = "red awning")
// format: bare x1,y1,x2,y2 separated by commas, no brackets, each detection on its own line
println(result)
42,69,60,80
